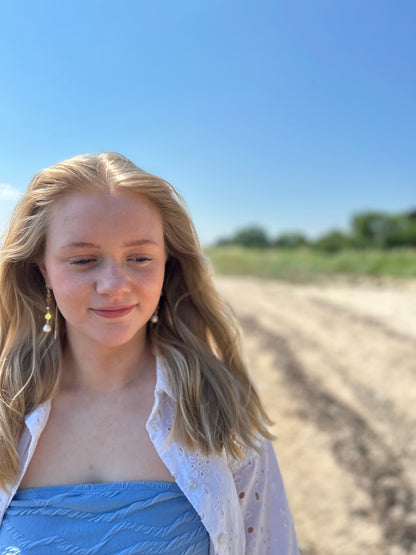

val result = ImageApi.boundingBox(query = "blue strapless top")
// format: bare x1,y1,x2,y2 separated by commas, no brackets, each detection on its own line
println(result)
0,481,210,554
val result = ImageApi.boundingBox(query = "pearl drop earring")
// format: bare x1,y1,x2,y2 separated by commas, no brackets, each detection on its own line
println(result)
150,307,159,324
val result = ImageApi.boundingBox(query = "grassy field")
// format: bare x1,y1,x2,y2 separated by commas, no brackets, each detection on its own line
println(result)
205,246,416,282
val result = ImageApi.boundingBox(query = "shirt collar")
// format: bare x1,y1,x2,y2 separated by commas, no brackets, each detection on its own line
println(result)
24,399,52,437
155,355,175,399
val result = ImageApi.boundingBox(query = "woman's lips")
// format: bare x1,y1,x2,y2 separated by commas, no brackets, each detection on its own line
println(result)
91,306,135,319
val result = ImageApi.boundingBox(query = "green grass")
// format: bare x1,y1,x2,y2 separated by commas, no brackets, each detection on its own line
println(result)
204,246,416,282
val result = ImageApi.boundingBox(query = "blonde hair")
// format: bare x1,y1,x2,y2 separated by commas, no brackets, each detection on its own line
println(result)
0,152,272,488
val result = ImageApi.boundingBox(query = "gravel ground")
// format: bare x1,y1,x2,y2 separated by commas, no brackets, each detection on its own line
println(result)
215,276,416,555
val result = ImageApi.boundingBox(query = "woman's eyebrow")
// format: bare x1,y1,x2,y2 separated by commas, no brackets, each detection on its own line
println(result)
122,239,159,247
59,239,159,250
59,242,99,250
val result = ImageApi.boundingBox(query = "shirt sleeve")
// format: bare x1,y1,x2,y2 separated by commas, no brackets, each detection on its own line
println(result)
228,438,299,554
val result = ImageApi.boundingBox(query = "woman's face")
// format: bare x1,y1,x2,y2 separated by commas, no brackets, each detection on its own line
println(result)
40,190,166,351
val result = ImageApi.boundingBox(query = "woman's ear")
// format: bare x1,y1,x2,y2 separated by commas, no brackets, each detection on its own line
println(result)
37,259,51,288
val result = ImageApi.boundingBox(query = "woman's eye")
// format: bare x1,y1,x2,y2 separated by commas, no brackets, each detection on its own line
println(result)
131,257,151,263
70,259,95,265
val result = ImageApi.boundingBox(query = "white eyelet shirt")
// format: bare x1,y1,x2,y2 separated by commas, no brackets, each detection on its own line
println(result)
0,357,299,554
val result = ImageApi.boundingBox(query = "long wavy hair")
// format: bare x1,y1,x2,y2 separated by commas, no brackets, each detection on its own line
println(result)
0,152,272,488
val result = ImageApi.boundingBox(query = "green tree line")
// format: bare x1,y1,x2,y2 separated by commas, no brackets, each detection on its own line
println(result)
216,210,416,252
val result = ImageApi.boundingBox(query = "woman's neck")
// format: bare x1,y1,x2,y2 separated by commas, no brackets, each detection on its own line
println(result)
60,333,154,394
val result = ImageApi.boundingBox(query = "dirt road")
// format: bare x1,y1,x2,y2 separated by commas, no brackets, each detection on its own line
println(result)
215,276,416,555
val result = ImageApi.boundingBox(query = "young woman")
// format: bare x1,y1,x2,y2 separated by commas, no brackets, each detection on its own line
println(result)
0,153,299,554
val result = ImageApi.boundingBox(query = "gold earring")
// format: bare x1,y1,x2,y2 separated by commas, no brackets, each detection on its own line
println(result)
54,301,58,340
43,288,53,333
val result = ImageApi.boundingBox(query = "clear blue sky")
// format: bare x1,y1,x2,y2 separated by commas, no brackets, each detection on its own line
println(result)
1,0,415,245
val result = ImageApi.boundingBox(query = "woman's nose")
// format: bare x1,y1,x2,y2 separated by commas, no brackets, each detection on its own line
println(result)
96,261,131,295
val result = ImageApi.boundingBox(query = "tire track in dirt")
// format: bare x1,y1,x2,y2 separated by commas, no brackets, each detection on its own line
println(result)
255,296,416,463
240,314,416,553
309,296,416,347
228,279,416,454
294,295,416,474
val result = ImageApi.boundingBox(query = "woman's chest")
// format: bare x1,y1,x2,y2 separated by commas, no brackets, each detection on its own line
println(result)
19,390,173,488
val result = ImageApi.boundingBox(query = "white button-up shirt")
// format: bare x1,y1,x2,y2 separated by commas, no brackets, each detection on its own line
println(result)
0,358,299,554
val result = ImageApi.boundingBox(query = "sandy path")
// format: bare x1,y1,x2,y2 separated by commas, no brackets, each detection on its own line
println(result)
215,276,416,555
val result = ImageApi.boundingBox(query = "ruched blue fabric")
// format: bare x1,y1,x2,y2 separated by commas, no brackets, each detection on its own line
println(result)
0,481,210,554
